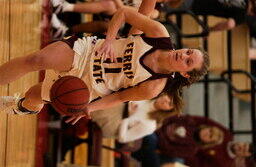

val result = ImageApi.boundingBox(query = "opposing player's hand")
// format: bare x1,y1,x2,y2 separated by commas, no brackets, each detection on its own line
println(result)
65,107,91,125
96,39,117,62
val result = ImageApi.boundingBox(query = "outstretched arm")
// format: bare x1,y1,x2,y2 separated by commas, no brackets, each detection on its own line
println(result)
128,0,157,35
66,78,167,124
106,7,169,39
97,7,169,61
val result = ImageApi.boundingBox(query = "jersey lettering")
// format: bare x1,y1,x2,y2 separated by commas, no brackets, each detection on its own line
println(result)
123,42,134,79
93,54,105,83
92,41,135,84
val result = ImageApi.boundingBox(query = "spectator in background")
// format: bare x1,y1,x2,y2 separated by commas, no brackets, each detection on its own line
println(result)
57,94,177,161
189,141,255,167
93,94,177,143
164,0,256,38
50,0,169,38
131,115,227,167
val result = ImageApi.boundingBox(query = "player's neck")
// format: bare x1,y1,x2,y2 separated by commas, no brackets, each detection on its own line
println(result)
143,50,170,74
143,50,160,73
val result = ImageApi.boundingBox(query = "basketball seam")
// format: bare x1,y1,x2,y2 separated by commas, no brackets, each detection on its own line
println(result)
55,77,81,96
51,87,88,100
53,98,89,106
50,76,89,115
51,76,75,101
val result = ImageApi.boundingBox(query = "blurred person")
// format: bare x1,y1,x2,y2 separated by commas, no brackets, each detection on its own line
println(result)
131,115,227,167
56,94,176,161
50,0,180,38
189,141,255,167
91,94,176,143
51,0,181,16
163,0,256,38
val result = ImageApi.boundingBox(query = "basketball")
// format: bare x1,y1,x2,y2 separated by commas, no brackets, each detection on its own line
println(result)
50,76,90,116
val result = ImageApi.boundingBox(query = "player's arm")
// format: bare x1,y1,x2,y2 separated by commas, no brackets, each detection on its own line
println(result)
112,0,124,9
66,78,167,124
128,0,158,35
96,7,169,61
88,78,167,111
106,7,169,39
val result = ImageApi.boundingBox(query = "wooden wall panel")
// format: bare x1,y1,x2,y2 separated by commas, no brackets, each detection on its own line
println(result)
101,138,115,167
0,1,10,166
5,0,41,167
73,135,114,167
231,25,250,101
208,17,228,73
182,15,250,101
181,14,203,48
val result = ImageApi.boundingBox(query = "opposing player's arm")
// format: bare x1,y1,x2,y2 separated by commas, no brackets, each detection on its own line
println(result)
106,7,169,40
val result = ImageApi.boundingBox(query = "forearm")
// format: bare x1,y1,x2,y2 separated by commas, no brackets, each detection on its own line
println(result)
87,92,125,113
129,0,157,35
107,6,168,39
106,8,126,40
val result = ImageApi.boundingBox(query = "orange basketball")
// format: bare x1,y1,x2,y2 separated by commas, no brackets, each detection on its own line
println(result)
50,76,90,116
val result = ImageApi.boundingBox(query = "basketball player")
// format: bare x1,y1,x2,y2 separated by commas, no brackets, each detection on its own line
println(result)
50,0,173,38
51,0,180,15
0,4,209,124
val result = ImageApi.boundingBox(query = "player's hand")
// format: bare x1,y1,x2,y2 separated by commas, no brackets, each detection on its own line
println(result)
96,39,117,62
65,107,91,125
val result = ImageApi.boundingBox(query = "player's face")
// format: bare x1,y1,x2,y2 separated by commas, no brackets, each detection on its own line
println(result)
232,142,252,157
199,127,216,144
169,49,203,76
154,95,173,111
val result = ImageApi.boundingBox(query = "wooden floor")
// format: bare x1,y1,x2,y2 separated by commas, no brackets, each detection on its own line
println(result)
0,0,41,167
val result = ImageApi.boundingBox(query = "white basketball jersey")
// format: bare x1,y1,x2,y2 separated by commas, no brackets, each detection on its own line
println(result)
82,35,153,100
41,35,173,103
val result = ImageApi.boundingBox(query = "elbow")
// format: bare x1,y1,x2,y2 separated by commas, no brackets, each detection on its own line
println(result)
146,22,168,37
